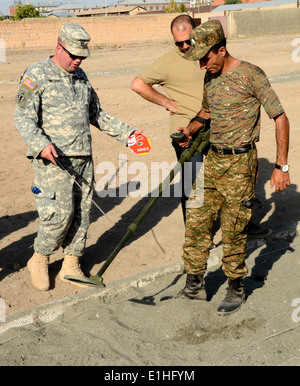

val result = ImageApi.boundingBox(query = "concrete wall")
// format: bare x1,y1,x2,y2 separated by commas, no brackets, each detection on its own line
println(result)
228,7,300,38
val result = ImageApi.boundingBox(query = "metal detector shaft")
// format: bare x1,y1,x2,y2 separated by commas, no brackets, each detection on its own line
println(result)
65,127,210,287
54,157,113,223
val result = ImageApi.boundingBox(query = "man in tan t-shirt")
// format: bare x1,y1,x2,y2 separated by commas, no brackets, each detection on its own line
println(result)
131,16,204,135
131,15,206,221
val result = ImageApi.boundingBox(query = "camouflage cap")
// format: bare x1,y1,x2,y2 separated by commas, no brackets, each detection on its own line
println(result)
59,23,91,57
184,20,225,61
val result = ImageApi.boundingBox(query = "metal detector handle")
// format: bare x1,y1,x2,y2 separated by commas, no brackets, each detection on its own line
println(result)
170,132,187,142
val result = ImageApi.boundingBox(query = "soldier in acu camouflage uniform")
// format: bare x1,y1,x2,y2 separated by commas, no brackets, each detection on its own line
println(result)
176,20,291,315
15,23,140,292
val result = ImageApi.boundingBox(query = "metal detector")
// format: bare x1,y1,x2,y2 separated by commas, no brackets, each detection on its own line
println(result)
64,127,210,288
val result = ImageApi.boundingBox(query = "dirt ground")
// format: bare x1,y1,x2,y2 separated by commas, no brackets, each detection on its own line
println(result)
0,33,300,319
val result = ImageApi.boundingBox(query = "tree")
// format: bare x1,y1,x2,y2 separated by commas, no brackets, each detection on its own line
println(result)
225,0,242,4
164,0,187,13
178,3,187,12
14,2,41,20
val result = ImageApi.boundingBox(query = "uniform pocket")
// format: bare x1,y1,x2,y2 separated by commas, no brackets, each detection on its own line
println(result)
234,202,252,234
32,185,61,224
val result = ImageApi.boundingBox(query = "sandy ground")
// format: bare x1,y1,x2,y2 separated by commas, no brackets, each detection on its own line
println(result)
0,34,300,321
0,233,300,366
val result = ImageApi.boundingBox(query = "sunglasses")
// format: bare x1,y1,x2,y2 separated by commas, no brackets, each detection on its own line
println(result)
58,43,86,61
175,39,192,48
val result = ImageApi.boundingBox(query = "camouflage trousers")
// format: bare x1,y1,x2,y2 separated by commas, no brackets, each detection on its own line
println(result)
32,157,94,257
182,148,258,279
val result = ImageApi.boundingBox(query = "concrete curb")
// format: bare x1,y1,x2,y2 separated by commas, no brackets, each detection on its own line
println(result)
0,221,299,336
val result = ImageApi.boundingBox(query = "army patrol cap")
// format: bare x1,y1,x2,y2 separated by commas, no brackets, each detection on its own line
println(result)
184,20,225,61
59,23,91,57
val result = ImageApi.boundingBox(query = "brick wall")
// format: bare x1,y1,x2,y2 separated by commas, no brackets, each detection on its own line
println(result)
0,14,176,51
1,8,300,52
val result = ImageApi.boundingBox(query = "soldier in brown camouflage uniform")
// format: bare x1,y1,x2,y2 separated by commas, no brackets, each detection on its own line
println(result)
15,23,140,292
177,20,290,315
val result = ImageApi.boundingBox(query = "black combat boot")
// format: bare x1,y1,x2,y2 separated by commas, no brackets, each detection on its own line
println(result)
177,274,207,300
218,278,245,315
246,221,272,239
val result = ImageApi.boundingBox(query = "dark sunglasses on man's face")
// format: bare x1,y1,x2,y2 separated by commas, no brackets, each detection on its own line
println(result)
175,39,192,48
58,43,86,61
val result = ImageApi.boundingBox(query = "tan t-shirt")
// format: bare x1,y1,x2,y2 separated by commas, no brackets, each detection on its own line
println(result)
138,47,204,134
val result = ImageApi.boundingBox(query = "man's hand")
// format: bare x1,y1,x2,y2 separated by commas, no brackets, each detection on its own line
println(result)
165,99,178,115
175,128,190,148
176,110,211,148
40,144,58,165
126,130,144,147
176,123,199,149
270,168,291,193
133,130,143,135
131,77,178,115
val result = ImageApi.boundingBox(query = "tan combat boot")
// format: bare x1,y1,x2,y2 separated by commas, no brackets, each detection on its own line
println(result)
27,252,50,291
58,254,88,288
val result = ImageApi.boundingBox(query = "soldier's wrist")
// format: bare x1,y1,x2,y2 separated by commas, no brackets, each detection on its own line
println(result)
190,116,209,125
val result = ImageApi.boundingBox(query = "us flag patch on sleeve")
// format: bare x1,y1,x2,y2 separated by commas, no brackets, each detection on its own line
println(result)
23,77,37,90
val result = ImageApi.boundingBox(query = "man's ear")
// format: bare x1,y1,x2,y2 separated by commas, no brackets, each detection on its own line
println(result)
218,46,227,57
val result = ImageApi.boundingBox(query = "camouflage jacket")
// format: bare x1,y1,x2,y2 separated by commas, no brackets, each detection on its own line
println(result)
14,57,135,158
202,61,284,146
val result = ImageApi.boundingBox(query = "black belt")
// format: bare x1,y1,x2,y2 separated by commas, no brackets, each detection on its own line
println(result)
211,143,256,155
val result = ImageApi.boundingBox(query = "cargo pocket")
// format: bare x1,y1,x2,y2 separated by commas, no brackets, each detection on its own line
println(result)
32,185,61,225
234,202,252,234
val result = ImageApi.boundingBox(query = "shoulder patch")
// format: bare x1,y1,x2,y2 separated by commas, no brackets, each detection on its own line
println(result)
23,77,37,90
15,77,39,108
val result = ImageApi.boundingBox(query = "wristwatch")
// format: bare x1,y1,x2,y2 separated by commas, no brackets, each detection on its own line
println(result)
190,116,209,125
275,164,290,172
